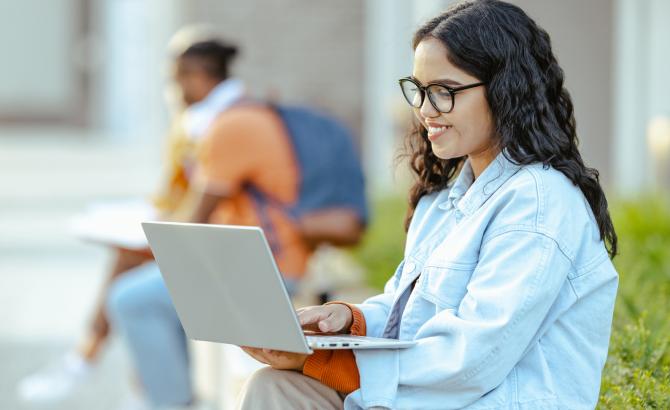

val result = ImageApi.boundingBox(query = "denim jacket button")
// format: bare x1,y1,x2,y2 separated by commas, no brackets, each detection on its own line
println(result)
405,262,416,273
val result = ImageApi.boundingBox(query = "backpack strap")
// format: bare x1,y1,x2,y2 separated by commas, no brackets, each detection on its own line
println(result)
224,100,294,258
245,184,293,258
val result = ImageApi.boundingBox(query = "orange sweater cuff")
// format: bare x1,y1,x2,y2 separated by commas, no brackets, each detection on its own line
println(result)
302,301,367,393
303,348,361,393
303,348,330,381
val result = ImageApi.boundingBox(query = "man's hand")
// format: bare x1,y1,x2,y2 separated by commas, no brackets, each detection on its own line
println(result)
240,346,309,371
297,304,353,334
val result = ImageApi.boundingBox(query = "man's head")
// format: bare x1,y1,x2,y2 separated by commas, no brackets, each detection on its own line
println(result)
173,40,239,106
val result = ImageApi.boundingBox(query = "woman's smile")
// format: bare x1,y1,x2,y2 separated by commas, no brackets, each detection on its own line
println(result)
426,124,452,141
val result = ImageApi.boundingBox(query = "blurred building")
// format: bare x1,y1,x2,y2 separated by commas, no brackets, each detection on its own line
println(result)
1,0,669,193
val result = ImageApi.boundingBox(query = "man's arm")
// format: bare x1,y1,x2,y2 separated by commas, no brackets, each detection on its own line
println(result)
169,187,230,224
298,208,365,248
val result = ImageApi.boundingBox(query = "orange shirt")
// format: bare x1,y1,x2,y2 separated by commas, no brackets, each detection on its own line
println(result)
194,105,312,278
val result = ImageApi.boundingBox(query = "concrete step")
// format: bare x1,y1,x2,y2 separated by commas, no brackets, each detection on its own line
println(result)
0,128,162,202
1,339,132,410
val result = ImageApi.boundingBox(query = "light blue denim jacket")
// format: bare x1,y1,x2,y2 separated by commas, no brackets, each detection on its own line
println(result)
345,152,618,410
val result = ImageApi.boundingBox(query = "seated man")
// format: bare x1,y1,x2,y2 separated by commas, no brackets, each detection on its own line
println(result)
107,37,365,409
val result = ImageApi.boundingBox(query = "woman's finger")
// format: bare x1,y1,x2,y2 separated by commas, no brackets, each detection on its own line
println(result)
319,305,352,333
297,306,327,324
297,307,331,329
318,310,343,333
257,349,289,367
240,346,270,364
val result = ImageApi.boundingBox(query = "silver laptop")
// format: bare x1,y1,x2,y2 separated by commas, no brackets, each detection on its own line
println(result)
142,221,416,354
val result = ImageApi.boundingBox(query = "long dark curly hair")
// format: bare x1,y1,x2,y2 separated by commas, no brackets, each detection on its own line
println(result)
404,0,617,258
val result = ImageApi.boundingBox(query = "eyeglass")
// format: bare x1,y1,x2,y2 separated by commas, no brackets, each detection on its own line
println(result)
398,77,486,113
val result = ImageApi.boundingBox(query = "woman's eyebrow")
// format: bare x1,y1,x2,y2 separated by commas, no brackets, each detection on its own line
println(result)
411,76,463,86
431,77,463,86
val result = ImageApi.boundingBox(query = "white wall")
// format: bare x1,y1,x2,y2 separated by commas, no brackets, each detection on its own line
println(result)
614,0,670,193
94,0,183,141
0,0,78,116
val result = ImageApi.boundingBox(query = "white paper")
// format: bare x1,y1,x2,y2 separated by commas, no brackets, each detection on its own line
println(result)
70,199,157,250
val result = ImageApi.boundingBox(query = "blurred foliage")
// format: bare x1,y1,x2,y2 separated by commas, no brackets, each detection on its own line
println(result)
599,196,670,408
349,196,409,290
349,194,670,408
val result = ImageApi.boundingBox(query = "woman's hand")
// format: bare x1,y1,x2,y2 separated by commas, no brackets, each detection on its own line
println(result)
240,304,353,370
240,346,309,371
297,303,353,334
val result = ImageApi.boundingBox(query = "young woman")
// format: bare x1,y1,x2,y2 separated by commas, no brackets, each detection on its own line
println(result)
237,1,619,409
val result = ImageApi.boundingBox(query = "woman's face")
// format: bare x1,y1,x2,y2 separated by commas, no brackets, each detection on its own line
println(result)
412,37,499,177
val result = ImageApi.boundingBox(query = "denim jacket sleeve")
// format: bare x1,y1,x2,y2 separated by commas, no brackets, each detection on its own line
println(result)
350,228,572,409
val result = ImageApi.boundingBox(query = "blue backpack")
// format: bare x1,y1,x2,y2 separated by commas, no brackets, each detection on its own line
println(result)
246,104,369,252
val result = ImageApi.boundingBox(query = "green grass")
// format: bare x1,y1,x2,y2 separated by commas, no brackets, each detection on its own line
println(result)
349,196,409,290
349,195,670,408
599,196,670,409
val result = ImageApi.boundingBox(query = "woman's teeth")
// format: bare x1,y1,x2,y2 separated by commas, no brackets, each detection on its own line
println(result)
428,126,450,134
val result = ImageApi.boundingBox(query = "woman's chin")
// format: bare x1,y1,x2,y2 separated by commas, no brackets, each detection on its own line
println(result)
431,145,459,160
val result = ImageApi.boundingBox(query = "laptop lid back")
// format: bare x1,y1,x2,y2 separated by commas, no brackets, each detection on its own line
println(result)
142,222,311,354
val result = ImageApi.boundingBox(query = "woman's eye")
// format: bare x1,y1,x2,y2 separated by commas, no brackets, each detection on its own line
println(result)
434,89,451,99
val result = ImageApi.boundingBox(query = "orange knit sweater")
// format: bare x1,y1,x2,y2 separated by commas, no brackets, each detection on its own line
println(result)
302,302,366,394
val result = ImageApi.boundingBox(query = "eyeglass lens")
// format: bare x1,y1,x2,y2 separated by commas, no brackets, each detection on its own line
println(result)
400,80,453,112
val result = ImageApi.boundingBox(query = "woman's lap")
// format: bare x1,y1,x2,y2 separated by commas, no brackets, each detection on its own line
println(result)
236,367,344,410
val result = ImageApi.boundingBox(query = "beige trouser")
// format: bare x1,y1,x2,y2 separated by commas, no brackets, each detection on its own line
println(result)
235,367,346,410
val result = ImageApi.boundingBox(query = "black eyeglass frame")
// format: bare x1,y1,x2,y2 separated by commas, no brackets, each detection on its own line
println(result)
398,76,486,113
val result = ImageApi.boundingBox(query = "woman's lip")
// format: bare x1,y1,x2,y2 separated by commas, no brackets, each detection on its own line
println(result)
427,125,451,141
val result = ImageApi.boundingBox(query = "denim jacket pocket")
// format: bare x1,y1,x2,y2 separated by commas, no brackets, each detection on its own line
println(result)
418,263,476,309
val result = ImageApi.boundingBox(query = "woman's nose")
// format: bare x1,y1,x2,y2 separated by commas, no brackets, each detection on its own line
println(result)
419,94,440,118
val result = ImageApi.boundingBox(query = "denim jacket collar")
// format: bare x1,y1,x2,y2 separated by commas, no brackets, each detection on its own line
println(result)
441,151,522,216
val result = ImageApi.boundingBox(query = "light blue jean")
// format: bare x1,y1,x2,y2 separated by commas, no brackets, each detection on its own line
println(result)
107,261,299,407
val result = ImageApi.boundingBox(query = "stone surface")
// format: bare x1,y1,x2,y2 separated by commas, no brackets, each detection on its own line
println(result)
0,127,160,409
